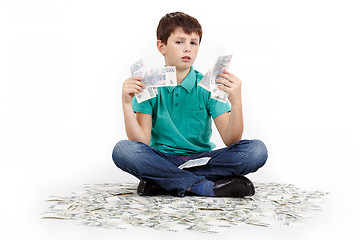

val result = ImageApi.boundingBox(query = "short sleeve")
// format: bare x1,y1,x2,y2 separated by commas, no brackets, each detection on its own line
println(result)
131,97,153,115
208,98,231,119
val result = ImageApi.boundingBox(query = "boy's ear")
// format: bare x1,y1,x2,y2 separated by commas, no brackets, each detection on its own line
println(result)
157,40,166,56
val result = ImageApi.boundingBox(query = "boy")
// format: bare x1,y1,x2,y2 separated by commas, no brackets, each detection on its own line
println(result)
112,12,267,197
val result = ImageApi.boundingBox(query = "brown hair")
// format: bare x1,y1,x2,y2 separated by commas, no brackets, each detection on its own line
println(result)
156,12,202,45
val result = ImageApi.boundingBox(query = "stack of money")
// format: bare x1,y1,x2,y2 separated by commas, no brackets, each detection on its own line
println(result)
198,55,232,103
130,60,177,103
42,182,329,234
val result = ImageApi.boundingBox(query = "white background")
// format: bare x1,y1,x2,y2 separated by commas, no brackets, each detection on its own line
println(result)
1,0,359,239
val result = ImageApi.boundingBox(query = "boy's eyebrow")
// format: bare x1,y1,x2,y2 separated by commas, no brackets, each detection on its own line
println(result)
175,36,199,41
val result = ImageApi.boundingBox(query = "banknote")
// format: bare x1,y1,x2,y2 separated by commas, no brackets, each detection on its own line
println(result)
210,55,232,101
198,69,212,91
42,182,328,234
178,157,211,170
211,91,228,103
130,60,177,103
143,66,176,87
198,55,232,103
130,59,156,103
135,87,157,103
130,59,145,77
211,55,232,87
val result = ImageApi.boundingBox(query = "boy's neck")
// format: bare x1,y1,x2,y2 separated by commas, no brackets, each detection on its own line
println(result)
176,67,191,85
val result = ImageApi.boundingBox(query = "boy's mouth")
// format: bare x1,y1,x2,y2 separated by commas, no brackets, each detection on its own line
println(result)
181,56,191,62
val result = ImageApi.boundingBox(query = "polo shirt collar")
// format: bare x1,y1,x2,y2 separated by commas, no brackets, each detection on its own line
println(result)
167,66,196,93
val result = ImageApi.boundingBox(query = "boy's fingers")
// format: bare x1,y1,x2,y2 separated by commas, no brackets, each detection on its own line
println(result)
125,83,143,93
135,88,143,93
134,78,145,87
222,70,236,78
126,76,143,82
133,85,143,92
222,70,233,75
217,84,229,93
219,72,240,84
219,72,230,80
217,78,232,87
135,81,146,88
132,83,144,91
127,79,145,88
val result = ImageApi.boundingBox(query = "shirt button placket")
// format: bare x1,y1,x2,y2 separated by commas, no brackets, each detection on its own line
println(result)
173,89,180,117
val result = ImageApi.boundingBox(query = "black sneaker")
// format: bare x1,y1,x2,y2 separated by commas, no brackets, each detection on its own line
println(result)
213,176,255,197
137,178,169,196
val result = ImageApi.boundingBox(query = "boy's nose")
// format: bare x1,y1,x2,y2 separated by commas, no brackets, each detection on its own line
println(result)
184,47,191,53
184,43,191,53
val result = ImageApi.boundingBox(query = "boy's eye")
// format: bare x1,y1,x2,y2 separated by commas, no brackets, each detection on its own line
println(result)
191,42,198,46
176,41,182,44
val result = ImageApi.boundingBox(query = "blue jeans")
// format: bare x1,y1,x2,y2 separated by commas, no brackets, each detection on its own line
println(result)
112,140,267,197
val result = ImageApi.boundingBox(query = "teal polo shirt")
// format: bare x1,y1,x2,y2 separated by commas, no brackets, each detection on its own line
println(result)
132,66,231,155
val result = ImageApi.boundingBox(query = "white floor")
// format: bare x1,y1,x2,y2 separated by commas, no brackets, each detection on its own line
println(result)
2,144,358,240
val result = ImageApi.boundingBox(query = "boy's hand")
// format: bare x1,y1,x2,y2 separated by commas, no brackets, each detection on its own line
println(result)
122,77,146,105
217,71,242,106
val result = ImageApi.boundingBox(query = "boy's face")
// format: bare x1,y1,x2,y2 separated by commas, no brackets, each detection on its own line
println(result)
157,27,200,72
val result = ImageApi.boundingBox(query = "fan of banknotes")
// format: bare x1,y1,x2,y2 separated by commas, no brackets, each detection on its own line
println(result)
198,55,232,103
130,55,232,103
130,59,177,103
